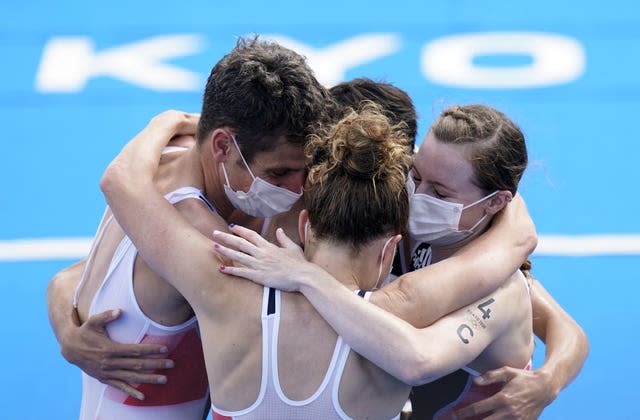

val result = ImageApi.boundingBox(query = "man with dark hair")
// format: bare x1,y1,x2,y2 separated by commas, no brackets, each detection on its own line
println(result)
46,37,332,419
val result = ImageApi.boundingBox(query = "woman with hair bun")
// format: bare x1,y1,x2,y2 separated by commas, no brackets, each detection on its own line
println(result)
100,104,415,418
212,104,576,419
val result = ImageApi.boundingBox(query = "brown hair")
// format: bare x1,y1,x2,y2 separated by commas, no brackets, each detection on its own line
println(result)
197,37,335,162
304,103,412,251
431,104,528,194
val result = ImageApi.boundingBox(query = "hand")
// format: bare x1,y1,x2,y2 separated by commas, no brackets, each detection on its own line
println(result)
101,111,199,192
212,225,322,292
493,193,538,256
61,309,174,401
454,366,554,419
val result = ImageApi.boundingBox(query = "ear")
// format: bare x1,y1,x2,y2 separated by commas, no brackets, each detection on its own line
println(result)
381,234,402,268
210,128,233,163
297,209,309,244
485,190,513,215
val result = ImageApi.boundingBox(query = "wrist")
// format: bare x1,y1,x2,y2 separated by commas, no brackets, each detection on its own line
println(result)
59,307,83,364
298,263,332,295
59,325,79,364
533,366,561,404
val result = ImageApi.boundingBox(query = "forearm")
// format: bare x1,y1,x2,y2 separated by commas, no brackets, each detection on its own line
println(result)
46,260,85,348
372,249,519,328
532,279,589,398
100,112,211,293
299,276,425,384
372,195,537,328
102,169,202,296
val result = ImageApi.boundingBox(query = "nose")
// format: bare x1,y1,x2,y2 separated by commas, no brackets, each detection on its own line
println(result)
281,171,306,193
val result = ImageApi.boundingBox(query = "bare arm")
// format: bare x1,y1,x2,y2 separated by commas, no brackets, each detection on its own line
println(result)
46,260,172,400
372,194,537,327
212,194,536,327
99,111,226,308
455,276,589,419
47,259,86,346
530,278,589,396
213,226,523,385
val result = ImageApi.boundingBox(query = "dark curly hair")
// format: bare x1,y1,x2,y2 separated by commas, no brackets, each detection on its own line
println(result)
197,37,335,162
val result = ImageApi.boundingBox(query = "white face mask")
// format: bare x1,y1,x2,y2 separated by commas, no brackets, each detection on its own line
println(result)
222,135,302,218
373,236,396,291
406,176,498,247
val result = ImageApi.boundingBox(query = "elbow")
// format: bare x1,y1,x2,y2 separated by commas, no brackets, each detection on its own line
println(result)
45,271,62,304
522,229,538,257
577,324,590,360
402,357,437,387
99,161,120,201
46,265,76,304
99,159,135,207
396,343,437,386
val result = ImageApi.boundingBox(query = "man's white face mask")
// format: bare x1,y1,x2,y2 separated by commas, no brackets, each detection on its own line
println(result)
222,135,302,218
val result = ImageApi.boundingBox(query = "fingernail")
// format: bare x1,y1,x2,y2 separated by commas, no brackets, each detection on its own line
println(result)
157,376,167,384
165,360,174,368
213,243,220,249
229,223,235,228
136,393,145,401
212,230,220,236
159,346,169,354
111,309,120,317
219,264,226,271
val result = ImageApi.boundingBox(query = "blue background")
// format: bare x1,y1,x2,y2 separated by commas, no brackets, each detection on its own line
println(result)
1,0,639,418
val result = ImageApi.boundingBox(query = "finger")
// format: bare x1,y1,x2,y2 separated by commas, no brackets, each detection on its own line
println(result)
275,227,302,251
169,135,196,148
455,394,501,419
176,113,200,135
86,309,123,329
110,342,170,358
229,224,272,247
213,242,257,268
101,357,174,371
103,379,146,401
212,230,261,256
218,264,264,283
106,369,168,385
474,366,517,386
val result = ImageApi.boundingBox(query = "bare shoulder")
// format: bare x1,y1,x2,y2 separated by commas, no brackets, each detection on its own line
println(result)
265,201,303,244
339,351,410,419
173,196,228,238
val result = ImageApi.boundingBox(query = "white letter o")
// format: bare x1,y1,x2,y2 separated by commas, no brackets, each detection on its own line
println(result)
421,32,585,89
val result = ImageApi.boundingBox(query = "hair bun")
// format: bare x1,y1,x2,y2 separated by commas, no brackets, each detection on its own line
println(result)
307,102,410,183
